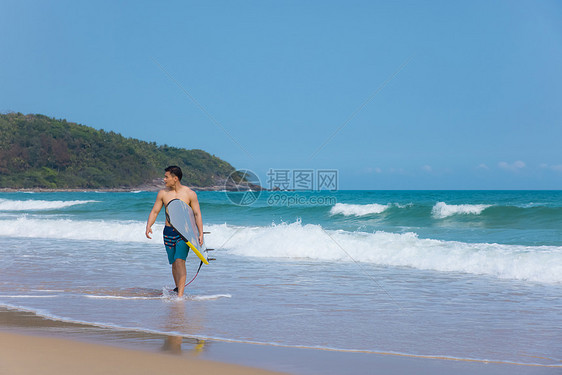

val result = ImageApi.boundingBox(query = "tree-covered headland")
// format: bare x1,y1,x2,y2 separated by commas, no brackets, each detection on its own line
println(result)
0,113,237,189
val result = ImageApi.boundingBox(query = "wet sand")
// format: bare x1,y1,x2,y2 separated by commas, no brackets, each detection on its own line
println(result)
1,307,559,375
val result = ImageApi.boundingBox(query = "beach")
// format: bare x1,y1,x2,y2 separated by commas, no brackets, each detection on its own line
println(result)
0,331,285,375
3,307,559,375
0,307,291,375
1,190,561,374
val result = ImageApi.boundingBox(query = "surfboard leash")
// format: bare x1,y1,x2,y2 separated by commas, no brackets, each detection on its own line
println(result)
184,260,203,287
184,244,214,288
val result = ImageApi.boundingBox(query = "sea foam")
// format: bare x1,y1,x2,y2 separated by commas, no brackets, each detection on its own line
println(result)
432,202,492,219
1,217,159,243
0,199,97,211
205,221,562,284
3,216,561,283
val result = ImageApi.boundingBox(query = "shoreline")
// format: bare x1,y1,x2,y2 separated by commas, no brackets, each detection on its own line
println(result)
0,186,230,193
2,188,561,193
0,307,288,375
0,176,268,193
0,185,270,193
1,306,559,375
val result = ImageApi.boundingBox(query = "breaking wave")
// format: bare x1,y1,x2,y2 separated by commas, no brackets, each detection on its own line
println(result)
0,199,97,211
330,203,391,216
0,217,158,243
431,202,492,219
206,221,562,284
1,216,560,283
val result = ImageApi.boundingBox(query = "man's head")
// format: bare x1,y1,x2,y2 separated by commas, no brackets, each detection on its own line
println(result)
165,166,183,181
164,166,183,187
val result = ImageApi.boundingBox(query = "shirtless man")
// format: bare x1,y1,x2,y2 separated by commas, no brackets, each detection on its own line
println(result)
145,166,204,297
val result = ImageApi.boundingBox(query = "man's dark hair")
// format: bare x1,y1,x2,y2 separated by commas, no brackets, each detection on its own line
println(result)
165,166,183,181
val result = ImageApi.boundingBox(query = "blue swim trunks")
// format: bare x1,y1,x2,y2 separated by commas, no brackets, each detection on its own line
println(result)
163,226,189,264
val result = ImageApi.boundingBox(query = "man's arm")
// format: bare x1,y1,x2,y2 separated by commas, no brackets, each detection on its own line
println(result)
189,192,204,245
145,191,165,239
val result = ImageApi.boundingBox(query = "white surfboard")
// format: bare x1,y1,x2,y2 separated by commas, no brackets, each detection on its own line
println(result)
166,199,209,265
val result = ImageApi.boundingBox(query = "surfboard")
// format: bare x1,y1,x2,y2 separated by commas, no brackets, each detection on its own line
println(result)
166,199,209,265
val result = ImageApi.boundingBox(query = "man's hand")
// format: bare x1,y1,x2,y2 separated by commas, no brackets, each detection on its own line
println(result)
199,232,204,246
146,190,164,240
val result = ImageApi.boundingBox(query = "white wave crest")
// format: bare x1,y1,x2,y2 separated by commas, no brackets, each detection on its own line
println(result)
191,294,232,301
205,222,562,284
432,202,492,219
0,199,97,211
0,295,59,298
330,203,391,216
0,217,160,243
84,295,160,300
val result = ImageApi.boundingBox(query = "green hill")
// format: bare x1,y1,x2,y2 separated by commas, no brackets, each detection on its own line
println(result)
0,113,236,189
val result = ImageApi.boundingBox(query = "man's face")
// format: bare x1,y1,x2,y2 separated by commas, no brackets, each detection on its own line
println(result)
164,172,177,187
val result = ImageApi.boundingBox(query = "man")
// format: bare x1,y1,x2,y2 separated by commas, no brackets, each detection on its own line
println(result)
145,166,204,297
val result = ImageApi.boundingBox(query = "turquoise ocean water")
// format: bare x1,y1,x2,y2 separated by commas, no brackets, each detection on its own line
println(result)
0,190,561,369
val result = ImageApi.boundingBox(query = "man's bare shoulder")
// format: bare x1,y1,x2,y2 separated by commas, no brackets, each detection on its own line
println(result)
156,188,170,198
182,185,196,195
178,186,196,202
157,188,176,204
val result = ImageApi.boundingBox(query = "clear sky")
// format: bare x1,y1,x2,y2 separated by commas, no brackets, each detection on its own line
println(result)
1,0,561,189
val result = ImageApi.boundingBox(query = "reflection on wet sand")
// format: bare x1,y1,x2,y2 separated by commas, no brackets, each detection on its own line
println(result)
162,335,207,355
160,298,209,355
162,335,183,354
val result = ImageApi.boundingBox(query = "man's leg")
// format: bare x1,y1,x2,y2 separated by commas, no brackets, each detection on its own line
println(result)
172,258,187,297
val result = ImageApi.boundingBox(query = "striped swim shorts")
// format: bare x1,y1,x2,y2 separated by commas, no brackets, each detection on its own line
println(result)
163,226,189,264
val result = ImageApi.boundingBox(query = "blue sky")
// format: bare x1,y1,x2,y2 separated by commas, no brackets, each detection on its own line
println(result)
1,0,561,189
